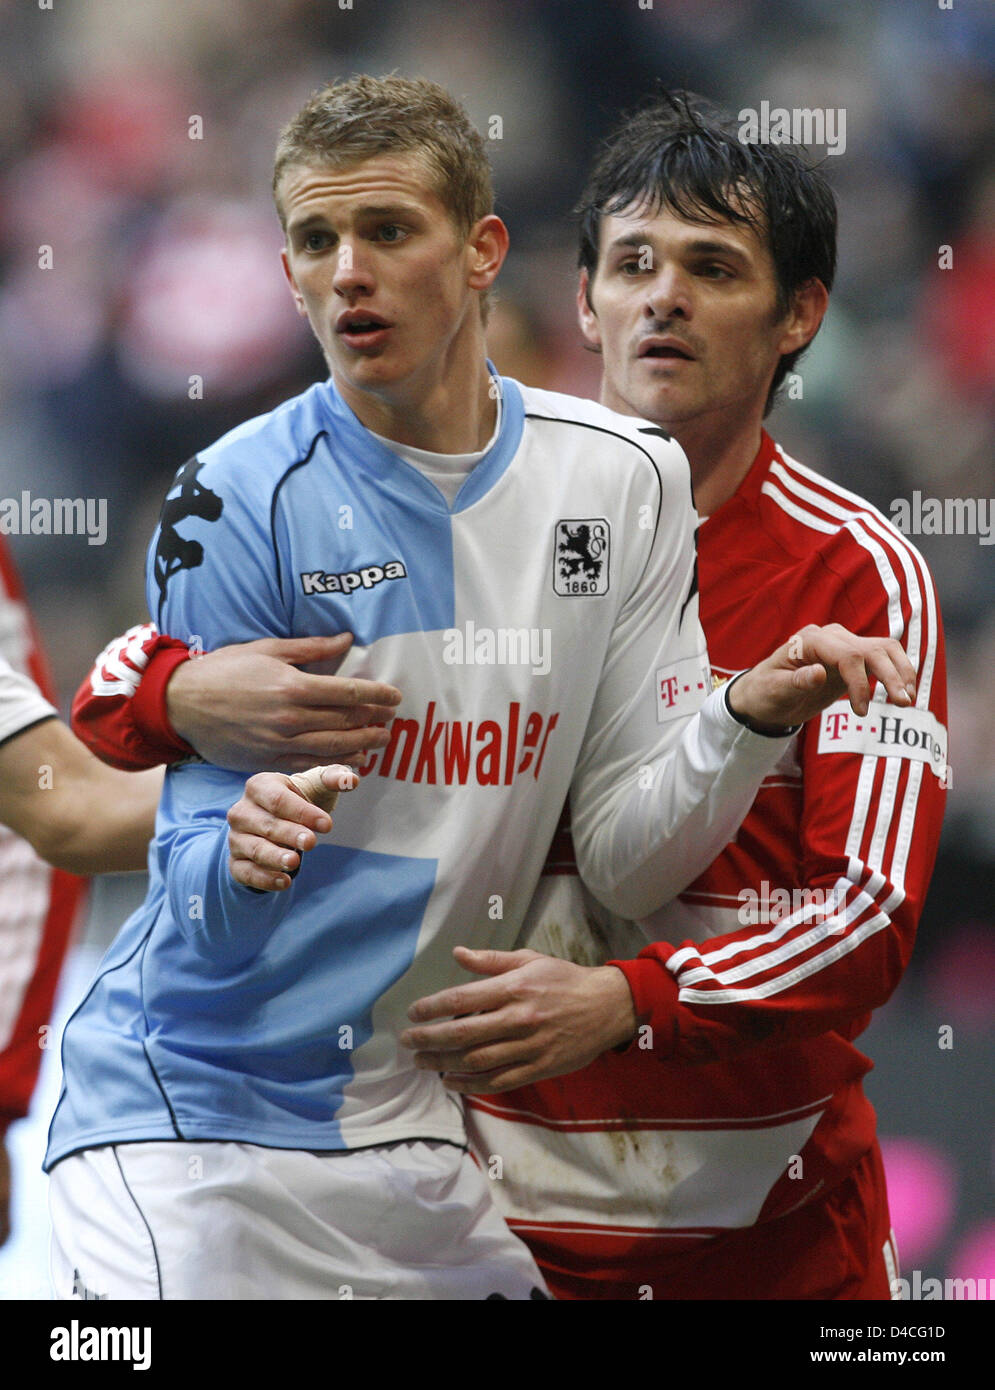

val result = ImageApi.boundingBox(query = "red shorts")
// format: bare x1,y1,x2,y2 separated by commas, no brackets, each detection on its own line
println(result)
532,1142,897,1301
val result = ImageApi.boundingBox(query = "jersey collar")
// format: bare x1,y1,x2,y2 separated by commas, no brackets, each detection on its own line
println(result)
315,367,524,515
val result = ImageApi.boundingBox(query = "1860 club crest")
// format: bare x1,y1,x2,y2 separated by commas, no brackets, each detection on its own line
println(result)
553,518,610,596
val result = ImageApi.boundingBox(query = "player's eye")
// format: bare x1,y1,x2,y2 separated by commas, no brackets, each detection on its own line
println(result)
377,224,407,243
617,259,642,276
303,230,332,252
698,263,733,279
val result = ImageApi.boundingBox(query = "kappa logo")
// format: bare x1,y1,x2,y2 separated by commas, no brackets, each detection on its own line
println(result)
553,519,610,596
154,457,223,609
300,560,408,596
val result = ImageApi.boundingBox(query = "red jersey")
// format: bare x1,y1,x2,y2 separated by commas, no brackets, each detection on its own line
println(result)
0,540,86,1135
464,432,946,1294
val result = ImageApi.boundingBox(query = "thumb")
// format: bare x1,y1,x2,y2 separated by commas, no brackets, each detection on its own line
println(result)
320,765,359,795
791,664,828,692
453,946,537,976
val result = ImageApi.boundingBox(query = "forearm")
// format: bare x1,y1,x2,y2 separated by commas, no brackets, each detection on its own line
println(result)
0,717,162,874
35,767,164,874
614,863,927,1064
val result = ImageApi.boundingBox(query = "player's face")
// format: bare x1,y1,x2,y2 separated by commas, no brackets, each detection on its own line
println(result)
579,199,814,435
279,154,498,415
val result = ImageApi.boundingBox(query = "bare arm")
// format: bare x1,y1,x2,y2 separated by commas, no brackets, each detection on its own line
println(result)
0,718,163,874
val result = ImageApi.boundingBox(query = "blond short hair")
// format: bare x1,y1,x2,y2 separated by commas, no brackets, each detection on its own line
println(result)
273,74,493,236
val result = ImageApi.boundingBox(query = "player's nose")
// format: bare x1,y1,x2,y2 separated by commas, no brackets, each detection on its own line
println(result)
332,240,376,297
644,264,693,321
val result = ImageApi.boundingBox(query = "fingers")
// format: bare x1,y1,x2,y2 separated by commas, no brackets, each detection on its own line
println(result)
229,773,334,835
451,946,540,976
229,859,293,893
227,792,317,891
861,638,917,708
819,638,914,716
227,805,321,854
789,625,917,716
406,975,517,1024
237,635,404,720
281,705,398,736
414,1038,529,1078
257,725,390,773
319,765,359,796
288,764,358,815
295,670,403,712
228,833,299,892
402,1010,528,1058
834,651,872,715
440,1062,539,1095
227,764,361,891
247,633,354,663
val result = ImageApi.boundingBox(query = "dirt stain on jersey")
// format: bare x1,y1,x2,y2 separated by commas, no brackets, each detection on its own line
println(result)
539,919,606,968
605,1130,682,1212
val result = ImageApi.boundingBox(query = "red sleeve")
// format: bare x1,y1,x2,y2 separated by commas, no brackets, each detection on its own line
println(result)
70,623,197,770
611,531,948,1064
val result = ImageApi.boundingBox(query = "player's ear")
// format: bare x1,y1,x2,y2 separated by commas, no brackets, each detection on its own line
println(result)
777,277,829,357
577,269,602,351
280,247,308,317
466,215,510,293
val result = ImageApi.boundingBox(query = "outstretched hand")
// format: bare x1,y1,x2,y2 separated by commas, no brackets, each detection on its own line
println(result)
728,623,917,732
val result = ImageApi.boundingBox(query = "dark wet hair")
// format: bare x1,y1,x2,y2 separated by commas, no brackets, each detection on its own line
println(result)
577,91,837,414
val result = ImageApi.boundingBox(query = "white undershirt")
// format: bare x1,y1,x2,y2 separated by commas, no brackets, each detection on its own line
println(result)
369,390,502,506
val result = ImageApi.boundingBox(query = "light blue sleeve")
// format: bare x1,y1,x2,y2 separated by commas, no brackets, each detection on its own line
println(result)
146,450,289,645
154,763,298,965
144,448,299,960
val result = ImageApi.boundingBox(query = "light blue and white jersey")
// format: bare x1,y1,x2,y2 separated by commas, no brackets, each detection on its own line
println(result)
46,376,785,1166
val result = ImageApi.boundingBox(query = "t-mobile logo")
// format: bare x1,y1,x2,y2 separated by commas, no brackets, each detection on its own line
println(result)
655,652,711,724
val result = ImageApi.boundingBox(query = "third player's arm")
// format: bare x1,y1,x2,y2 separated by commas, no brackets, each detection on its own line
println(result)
0,717,162,874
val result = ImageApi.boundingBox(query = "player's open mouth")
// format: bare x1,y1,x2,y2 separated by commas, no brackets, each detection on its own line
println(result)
336,312,392,348
638,339,695,360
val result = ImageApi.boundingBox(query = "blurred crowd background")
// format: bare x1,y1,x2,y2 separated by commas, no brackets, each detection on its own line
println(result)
0,0,992,1294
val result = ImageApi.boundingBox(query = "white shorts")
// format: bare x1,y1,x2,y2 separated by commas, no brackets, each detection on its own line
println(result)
49,1140,550,1300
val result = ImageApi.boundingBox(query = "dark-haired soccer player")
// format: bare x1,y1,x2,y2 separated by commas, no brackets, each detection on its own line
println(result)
450,94,947,1301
